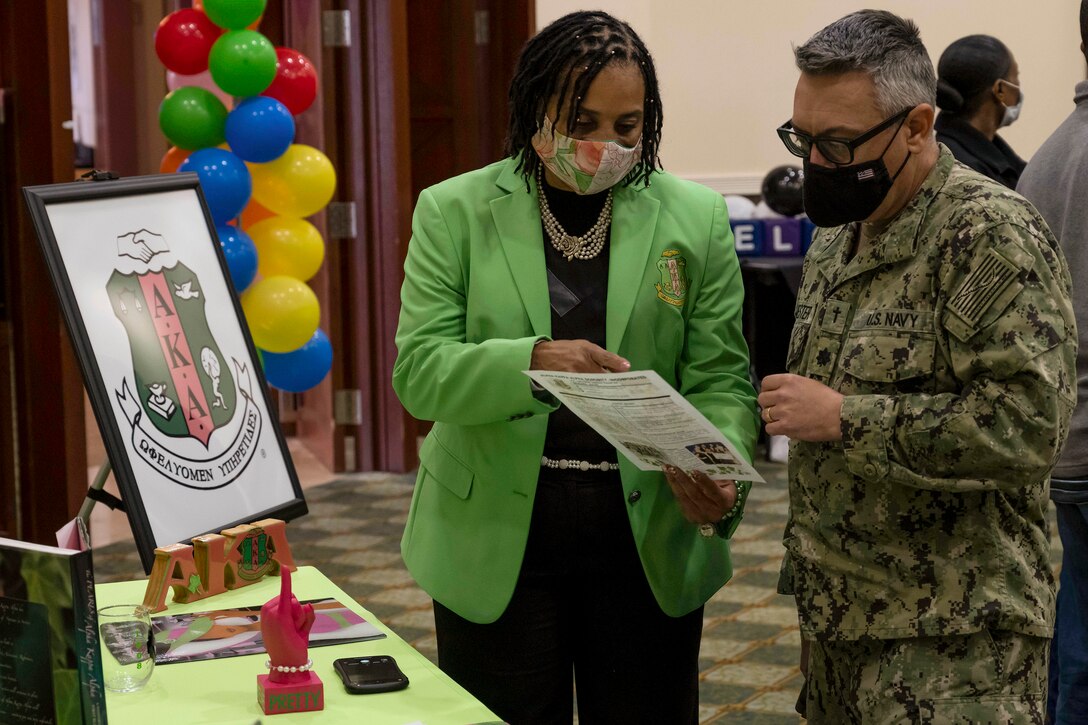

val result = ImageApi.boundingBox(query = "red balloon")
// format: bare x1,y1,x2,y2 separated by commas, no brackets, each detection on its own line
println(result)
154,9,222,75
261,48,318,115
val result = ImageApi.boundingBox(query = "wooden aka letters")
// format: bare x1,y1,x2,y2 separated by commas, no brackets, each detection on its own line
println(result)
142,518,296,613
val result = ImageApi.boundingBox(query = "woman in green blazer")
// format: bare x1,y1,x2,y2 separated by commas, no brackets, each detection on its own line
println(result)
393,11,758,724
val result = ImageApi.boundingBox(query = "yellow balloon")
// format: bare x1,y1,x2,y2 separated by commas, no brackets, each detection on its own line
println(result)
241,276,320,353
249,144,336,218
248,216,326,281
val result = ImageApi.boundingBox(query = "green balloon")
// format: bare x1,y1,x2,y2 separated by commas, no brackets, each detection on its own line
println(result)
202,0,266,30
208,30,277,97
158,87,228,150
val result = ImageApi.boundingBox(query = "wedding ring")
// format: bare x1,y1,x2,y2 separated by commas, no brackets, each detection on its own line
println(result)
764,406,776,423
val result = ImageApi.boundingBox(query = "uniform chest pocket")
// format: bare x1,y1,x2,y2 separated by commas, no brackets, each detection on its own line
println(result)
839,331,937,388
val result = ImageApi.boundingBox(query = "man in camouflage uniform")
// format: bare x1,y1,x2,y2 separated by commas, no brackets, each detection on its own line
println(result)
759,10,1077,723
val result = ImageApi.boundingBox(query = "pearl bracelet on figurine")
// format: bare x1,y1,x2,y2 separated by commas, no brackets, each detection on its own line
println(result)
265,658,314,674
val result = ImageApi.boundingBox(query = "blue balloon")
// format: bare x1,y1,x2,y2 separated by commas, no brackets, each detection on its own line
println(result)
224,96,295,163
179,148,252,224
215,224,258,292
261,329,333,393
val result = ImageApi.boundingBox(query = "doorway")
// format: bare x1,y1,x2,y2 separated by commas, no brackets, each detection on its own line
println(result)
392,0,534,464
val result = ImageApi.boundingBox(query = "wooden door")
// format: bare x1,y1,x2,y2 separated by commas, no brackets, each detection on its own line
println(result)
0,0,89,543
272,2,341,472
407,0,533,197
390,0,534,466
257,0,411,474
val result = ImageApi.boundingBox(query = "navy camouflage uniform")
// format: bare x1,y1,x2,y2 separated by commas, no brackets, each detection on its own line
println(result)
780,145,1077,723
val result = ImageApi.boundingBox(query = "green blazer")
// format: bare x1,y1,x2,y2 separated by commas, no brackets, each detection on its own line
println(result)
393,157,758,624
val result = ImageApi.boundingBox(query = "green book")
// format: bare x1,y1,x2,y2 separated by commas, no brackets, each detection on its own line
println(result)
0,537,107,724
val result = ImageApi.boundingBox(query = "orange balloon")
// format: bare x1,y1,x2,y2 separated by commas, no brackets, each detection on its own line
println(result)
240,198,276,229
160,146,192,174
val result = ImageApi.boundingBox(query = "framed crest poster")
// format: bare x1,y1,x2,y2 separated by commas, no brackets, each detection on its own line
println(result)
23,173,307,572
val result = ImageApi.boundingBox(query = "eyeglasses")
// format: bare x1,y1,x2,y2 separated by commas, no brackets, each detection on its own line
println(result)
777,108,912,166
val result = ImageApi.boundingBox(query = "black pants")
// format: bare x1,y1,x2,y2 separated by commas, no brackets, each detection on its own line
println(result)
433,469,703,725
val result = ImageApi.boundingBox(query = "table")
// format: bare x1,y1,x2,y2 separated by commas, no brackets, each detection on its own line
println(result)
96,566,500,724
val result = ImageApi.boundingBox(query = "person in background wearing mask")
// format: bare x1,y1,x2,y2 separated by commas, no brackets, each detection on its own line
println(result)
765,10,1075,722
1016,3,1088,721
392,11,758,723
935,34,1026,188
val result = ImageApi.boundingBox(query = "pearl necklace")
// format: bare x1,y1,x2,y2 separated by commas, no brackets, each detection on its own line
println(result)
537,167,613,261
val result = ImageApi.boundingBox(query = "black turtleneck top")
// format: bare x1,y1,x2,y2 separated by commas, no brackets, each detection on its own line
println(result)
935,113,1026,189
538,179,617,464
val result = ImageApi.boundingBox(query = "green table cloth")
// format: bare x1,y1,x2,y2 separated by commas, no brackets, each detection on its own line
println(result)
96,566,499,724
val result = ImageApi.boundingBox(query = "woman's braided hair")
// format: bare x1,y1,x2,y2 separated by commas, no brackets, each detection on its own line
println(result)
505,11,663,188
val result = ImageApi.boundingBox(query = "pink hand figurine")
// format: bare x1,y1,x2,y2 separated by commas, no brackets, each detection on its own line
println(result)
261,567,316,684
257,568,324,714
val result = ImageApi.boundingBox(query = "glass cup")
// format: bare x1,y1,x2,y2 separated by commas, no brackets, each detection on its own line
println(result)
98,604,154,693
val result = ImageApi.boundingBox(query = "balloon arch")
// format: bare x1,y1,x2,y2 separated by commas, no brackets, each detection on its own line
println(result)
155,0,334,394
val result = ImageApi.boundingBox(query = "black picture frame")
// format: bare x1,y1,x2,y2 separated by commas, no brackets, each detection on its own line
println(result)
22,173,307,572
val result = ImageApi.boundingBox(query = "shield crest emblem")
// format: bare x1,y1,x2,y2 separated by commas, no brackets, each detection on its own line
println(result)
655,249,688,307
107,230,235,448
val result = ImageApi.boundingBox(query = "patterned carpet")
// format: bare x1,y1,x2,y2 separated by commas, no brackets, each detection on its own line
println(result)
92,458,1061,724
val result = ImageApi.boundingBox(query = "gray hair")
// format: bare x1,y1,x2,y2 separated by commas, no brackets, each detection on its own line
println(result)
794,10,937,115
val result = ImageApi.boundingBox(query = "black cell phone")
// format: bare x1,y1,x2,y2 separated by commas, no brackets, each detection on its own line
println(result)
333,655,409,694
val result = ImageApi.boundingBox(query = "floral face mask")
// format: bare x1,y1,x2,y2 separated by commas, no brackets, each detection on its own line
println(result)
531,115,642,195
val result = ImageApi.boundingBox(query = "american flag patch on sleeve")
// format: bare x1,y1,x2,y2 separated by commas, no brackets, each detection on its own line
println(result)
947,249,1019,325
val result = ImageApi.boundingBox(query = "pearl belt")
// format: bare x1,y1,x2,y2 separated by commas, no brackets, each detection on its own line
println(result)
541,455,619,472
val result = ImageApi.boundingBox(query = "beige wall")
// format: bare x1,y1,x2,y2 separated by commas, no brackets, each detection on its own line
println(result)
537,1,1085,193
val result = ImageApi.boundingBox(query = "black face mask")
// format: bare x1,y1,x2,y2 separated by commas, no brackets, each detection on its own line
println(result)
801,128,910,228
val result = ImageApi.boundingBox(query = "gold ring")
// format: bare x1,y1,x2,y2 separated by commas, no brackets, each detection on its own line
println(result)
765,406,776,423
